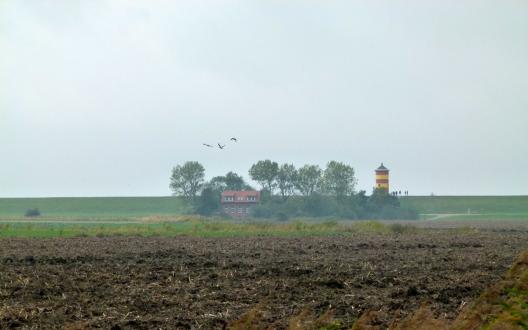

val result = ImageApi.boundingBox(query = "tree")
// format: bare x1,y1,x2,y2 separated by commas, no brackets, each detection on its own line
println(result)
207,171,251,192
248,160,279,193
302,193,336,217
322,161,356,201
224,171,246,190
295,164,322,196
195,187,220,215
276,163,297,200
368,187,400,210
206,176,228,193
169,161,205,201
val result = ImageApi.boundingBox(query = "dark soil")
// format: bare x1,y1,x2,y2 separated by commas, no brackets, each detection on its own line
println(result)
1,230,527,329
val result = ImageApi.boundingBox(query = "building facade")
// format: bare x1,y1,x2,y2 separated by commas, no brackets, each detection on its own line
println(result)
375,163,389,191
221,190,261,218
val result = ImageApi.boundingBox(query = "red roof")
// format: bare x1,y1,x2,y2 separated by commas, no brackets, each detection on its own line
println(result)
221,190,260,203
221,190,259,197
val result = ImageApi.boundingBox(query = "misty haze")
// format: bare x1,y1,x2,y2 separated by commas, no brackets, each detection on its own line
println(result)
1,1,528,329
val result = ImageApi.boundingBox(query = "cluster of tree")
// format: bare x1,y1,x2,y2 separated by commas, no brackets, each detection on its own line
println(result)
169,160,417,219
169,162,253,200
169,162,252,215
252,189,418,220
248,160,356,201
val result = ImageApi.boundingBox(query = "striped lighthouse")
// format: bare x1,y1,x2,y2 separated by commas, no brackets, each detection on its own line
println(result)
375,163,389,192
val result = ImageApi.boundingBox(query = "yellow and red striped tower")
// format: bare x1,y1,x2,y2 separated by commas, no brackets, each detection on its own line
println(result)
375,163,389,191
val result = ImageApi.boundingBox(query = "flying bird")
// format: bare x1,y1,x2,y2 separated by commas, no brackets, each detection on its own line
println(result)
217,143,226,150
203,143,213,148
230,137,238,142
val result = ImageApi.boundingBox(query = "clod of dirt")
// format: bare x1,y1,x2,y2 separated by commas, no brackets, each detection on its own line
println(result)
24,255,36,265
319,279,345,289
406,286,419,296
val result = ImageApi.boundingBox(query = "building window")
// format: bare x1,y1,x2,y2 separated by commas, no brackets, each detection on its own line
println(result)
247,196,256,201
224,196,234,202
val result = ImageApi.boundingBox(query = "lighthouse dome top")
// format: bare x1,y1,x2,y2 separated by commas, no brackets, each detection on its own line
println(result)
376,163,389,171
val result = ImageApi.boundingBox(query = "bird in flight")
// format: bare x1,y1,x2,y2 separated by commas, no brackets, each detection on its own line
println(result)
217,143,226,149
230,137,238,142
203,143,213,148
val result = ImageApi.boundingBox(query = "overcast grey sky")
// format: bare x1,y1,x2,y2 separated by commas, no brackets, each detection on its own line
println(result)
1,1,527,197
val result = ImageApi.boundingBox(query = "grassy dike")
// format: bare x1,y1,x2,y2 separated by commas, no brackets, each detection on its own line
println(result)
400,195,528,214
1,195,527,219
0,196,190,218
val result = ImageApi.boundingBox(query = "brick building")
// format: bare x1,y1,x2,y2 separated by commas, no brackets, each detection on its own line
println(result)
221,190,261,218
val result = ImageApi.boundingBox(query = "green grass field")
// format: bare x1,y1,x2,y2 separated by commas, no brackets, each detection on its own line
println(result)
0,196,190,219
0,219,417,238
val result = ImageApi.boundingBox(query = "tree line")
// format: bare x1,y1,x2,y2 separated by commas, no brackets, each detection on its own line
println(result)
169,160,355,200
170,160,417,220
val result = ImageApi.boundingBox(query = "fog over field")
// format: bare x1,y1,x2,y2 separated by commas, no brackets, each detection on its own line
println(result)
1,1,527,197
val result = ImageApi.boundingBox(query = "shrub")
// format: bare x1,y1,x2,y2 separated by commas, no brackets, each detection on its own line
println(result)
352,221,389,234
280,198,303,217
251,197,299,219
388,223,416,234
302,194,337,217
24,208,41,217
195,188,220,216
276,212,289,222
252,192,419,220
336,204,358,219
251,204,275,218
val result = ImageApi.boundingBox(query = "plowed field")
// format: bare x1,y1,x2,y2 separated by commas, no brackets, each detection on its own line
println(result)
1,230,527,329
